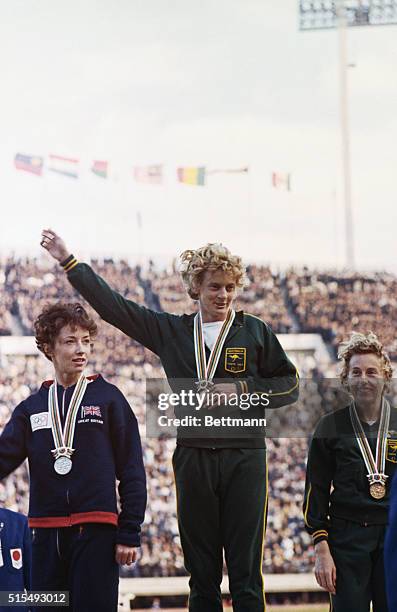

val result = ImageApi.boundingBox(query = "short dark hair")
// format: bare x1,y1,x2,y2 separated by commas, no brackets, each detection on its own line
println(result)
34,302,97,361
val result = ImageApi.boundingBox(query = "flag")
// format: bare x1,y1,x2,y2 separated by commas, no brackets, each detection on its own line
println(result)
207,167,249,175
133,165,163,184
48,155,79,179
82,406,102,418
14,153,44,176
91,160,108,179
271,172,291,191
177,166,206,186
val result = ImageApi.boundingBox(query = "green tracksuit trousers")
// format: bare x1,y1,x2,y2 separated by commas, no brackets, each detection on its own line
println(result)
172,446,268,612
329,518,388,612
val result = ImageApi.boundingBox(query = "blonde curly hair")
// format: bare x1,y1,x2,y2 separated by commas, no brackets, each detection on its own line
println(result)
180,243,246,300
338,331,393,384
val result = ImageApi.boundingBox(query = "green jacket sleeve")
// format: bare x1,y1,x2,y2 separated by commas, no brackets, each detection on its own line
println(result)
238,316,299,409
63,259,169,355
303,418,335,546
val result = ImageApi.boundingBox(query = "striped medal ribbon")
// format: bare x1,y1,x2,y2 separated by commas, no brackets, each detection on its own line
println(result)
193,308,235,392
0,522,3,568
48,373,88,475
349,397,390,500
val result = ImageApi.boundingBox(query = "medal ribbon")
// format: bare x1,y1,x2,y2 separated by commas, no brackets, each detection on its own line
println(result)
193,309,235,384
0,522,3,568
349,397,390,481
48,374,88,458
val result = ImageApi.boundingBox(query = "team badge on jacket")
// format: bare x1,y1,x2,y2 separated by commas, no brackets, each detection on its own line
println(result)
30,412,51,432
10,548,23,569
81,406,102,418
224,348,246,373
387,435,397,463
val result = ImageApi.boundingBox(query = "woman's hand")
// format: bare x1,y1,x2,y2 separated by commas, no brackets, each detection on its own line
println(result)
40,229,70,263
314,540,336,595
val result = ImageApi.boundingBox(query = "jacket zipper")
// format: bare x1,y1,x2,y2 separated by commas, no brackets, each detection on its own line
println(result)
56,529,61,559
63,391,70,510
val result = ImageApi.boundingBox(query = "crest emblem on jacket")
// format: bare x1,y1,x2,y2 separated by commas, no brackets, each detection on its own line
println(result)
224,348,246,373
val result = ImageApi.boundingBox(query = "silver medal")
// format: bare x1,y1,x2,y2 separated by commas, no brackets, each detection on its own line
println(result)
54,456,72,475
48,375,88,478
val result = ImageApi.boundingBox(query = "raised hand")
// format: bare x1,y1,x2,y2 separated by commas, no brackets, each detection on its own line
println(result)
40,229,70,263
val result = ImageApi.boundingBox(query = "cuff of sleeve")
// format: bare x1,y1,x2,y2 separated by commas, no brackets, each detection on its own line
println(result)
236,380,249,395
312,530,329,546
116,530,141,547
246,376,265,394
60,254,79,272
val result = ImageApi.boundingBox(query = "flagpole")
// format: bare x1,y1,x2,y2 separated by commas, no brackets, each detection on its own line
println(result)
332,187,339,267
337,0,355,269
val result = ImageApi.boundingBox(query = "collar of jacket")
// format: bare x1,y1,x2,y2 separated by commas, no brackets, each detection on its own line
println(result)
41,374,100,389
182,310,245,328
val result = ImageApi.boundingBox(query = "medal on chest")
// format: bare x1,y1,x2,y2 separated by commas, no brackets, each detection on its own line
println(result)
349,398,390,500
48,374,88,476
193,309,235,393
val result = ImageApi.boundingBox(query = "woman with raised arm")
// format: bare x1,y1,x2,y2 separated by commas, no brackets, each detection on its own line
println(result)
41,229,298,612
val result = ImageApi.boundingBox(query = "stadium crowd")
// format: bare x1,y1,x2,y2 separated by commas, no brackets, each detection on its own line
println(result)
0,255,396,578
286,267,397,360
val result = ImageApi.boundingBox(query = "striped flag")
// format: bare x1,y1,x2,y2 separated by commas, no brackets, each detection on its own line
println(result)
271,172,291,191
91,160,108,179
14,153,44,176
177,167,206,186
133,165,163,184
48,155,79,179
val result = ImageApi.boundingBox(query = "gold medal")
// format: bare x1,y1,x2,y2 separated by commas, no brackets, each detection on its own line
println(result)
195,379,215,393
369,482,386,499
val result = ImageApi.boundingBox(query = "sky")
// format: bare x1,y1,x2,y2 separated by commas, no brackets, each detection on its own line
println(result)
1,0,396,269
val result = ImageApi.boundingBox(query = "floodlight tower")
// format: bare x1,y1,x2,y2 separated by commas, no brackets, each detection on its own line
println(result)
299,0,397,269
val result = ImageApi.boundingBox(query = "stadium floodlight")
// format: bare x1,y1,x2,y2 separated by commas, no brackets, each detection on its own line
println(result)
299,0,397,269
299,0,397,30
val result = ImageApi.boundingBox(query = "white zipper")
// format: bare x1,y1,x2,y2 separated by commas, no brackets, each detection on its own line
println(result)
56,529,61,559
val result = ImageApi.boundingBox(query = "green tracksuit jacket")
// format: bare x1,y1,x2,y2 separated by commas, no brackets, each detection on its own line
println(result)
62,257,299,448
303,404,397,546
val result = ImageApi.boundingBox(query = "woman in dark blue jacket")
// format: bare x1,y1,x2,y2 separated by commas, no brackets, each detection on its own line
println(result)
0,303,146,612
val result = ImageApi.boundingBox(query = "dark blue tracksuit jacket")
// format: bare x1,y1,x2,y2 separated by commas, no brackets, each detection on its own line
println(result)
0,375,146,547
0,507,31,610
